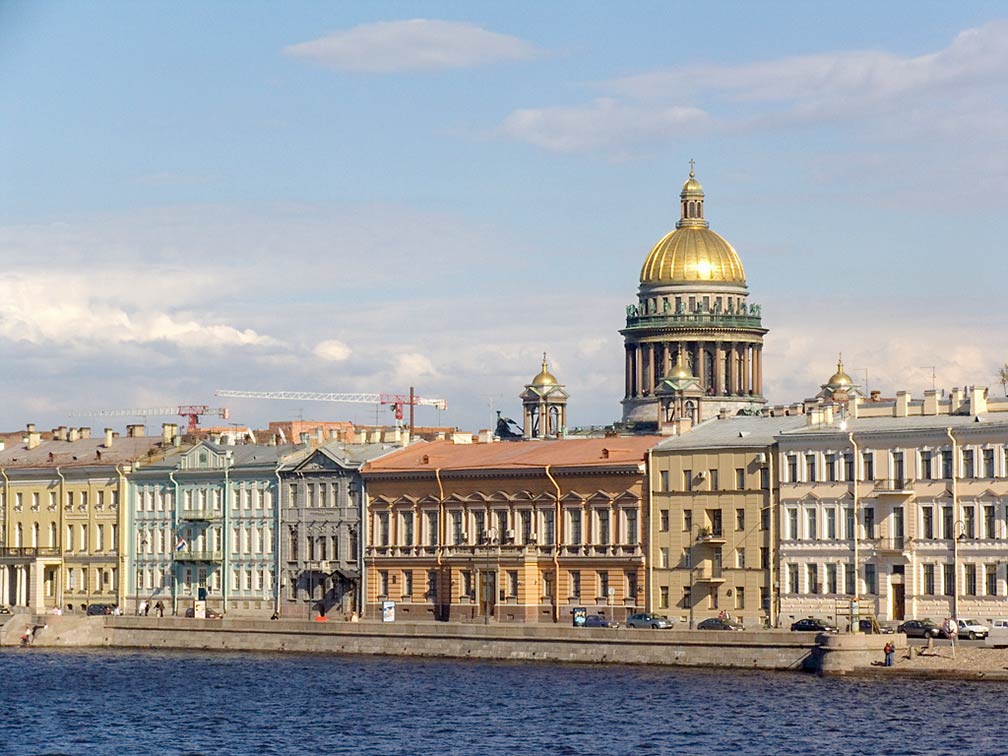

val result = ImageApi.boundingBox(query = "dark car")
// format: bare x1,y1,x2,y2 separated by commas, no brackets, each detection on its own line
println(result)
86,604,114,616
847,617,894,634
626,612,673,629
583,615,619,628
184,607,222,619
697,617,744,631
897,619,941,638
790,618,837,633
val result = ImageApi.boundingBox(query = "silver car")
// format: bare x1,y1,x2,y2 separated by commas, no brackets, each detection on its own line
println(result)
626,612,672,629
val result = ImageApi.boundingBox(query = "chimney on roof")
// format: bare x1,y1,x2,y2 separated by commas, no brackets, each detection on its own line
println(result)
969,386,988,415
104,428,114,448
923,389,939,416
328,428,339,440
26,423,35,434
478,429,493,444
895,391,910,417
162,423,174,445
27,430,41,450
68,427,80,442
126,424,145,438
299,432,310,445
80,427,91,439
54,426,67,441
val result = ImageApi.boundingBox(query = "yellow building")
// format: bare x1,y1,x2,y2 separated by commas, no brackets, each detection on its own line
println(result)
648,415,804,627
0,424,171,612
361,435,659,624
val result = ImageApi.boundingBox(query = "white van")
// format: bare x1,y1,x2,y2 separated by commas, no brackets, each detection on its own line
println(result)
985,619,1008,647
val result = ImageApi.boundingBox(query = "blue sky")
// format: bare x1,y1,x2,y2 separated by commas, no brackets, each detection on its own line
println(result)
1,2,1006,434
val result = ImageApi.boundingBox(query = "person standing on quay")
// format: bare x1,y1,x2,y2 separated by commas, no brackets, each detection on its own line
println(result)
138,599,148,617
154,600,164,618
883,642,894,667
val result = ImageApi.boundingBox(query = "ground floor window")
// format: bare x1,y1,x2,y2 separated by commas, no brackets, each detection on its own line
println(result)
734,586,745,610
923,564,935,595
659,586,669,609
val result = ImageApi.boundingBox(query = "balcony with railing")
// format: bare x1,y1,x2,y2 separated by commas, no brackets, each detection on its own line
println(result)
695,527,726,545
693,563,725,582
179,508,220,522
872,536,914,554
873,478,915,496
0,547,61,559
173,550,223,562
625,305,764,331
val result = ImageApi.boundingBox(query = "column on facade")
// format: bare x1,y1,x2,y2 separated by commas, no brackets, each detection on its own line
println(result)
743,344,752,394
18,565,27,606
0,566,6,606
643,344,653,396
634,345,643,399
755,346,763,395
714,342,724,395
624,346,632,399
662,342,672,379
733,344,741,397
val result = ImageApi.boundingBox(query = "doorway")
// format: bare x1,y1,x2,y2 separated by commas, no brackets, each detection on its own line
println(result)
480,570,497,619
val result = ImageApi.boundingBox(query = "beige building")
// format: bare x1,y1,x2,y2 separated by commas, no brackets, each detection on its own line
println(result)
361,436,659,624
648,415,804,628
777,383,1008,627
0,424,170,612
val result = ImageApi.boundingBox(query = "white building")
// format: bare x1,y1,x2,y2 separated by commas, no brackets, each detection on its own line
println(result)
776,384,1008,627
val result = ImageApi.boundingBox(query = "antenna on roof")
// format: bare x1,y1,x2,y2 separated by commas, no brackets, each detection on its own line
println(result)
919,366,936,392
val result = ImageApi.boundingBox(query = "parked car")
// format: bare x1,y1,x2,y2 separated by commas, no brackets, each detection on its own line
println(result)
790,618,837,633
954,618,989,640
897,619,941,638
846,617,894,634
0,604,11,614
697,617,744,631
86,603,114,616
583,615,619,629
184,607,223,619
626,612,673,629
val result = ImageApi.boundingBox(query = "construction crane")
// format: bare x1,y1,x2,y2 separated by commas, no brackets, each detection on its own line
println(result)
68,405,230,433
215,387,447,434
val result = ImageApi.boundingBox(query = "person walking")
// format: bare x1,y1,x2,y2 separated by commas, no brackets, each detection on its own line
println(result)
138,599,148,617
154,600,164,618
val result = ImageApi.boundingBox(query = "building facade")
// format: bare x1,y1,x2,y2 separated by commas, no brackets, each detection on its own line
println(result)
777,385,1008,627
0,424,167,613
277,442,395,619
621,166,767,424
648,415,803,628
128,440,299,616
361,437,659,624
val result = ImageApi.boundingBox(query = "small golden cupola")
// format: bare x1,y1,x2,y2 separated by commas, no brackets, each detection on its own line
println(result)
520,353,568,439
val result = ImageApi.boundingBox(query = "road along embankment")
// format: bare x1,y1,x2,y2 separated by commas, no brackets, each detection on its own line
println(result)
12,614,820,671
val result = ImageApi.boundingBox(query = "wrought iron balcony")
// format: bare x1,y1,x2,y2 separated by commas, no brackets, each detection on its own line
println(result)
0,547,61,558
173,550,222,562
179,508,219,522
873,478,914,495
625,308,764,331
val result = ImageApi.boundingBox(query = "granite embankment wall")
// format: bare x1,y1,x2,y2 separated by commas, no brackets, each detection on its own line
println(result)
6,614,821,671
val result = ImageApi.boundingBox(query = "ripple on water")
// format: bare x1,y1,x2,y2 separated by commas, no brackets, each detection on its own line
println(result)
0,649,1003,756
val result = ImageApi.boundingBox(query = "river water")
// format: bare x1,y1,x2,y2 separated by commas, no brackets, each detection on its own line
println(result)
0,648,1000,755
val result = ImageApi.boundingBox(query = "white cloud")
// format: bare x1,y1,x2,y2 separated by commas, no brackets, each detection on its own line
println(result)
0,273,272,350
393,352,437,382
500,98,709,153
313,339,352,362
499,20,1008,153
284,19,540,73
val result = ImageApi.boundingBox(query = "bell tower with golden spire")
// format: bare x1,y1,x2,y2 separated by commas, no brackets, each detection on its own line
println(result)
620,162,768,425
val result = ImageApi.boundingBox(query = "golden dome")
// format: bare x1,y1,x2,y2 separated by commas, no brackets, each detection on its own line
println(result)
639,164,746,285
668,359,693,380
530,353,558,386
640,226,746,284
827,356,854,387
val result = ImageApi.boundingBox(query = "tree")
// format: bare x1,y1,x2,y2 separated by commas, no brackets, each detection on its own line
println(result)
1000,363,1008,397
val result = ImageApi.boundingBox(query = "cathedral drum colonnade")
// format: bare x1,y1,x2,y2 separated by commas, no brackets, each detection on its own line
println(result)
621,165,767,425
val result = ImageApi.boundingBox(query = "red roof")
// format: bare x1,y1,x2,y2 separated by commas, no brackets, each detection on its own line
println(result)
362,437,661,474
